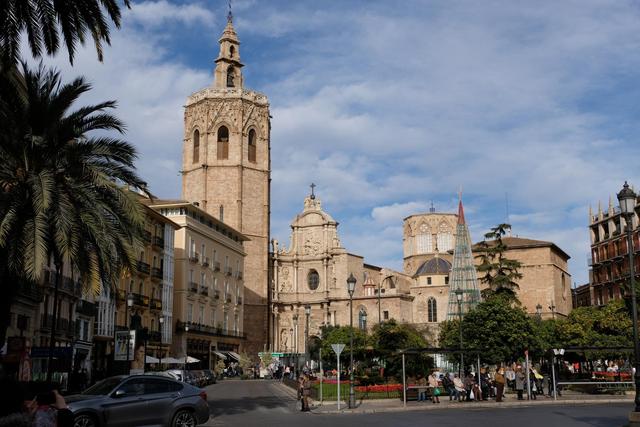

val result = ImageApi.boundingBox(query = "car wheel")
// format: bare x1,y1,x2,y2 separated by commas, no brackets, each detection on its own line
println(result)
74,414,97,427
172,409,197,427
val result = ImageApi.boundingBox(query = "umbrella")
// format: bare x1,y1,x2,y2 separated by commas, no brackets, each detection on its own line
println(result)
145,355,160,363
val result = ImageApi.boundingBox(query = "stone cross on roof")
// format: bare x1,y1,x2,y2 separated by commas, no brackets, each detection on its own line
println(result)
310,183,316,199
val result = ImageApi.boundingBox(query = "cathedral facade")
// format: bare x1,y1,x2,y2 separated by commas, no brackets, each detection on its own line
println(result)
181,18,270,355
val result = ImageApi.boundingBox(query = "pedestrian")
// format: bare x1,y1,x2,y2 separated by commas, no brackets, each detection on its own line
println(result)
528,370,537,400
302,374,311,412
453,374,465,402
417,375,427,402
515,367,525,400
505,365,516,391
428,371,440,403
479,367,490,400
464,373,475,401
494,367,506,402
297,374,305,409
442,371,455,401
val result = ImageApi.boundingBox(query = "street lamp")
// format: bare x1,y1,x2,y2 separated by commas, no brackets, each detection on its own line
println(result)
536,304,542,319
617,181,640,419
304,304,311,370
551,348,565,400
126,293,134,374
159,315,165,369
455,288,464,378
347,273,357,408
293,314,299,375
184,324,189,380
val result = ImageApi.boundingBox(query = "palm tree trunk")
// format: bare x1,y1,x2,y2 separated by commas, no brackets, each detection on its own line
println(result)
46,260,63,384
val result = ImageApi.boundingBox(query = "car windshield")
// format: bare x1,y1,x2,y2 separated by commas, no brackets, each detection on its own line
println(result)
82,377,123,395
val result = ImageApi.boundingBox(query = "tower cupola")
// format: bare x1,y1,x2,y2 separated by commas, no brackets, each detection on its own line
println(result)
214,14,244,89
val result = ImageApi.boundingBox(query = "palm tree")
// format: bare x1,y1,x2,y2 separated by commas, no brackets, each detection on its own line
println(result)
0,63,146,379
0,0,130,66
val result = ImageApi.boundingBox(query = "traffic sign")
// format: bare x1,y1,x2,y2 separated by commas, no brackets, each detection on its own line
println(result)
331,343,345,355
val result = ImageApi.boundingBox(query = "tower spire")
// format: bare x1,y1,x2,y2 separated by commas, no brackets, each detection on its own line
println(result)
214,3,244,89
227,0,233,23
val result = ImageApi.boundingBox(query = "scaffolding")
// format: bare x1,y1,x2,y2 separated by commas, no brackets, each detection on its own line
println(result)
447,199,481,319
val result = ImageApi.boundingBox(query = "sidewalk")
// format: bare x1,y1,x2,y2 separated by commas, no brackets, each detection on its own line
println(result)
276,384,633,414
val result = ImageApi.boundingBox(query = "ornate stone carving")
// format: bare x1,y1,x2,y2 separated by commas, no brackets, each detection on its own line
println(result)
279,267,292,292
304,231,322,255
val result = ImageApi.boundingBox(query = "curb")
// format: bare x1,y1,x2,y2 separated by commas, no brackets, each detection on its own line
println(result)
309,398,634,415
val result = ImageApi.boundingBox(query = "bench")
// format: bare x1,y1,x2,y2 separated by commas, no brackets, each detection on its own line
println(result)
401,386,443,401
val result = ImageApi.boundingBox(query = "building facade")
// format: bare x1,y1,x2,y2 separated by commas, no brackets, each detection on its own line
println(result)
151,200,247,368
180,17,270,355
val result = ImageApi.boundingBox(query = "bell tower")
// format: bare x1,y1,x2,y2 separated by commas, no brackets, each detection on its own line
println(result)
181,13,271,355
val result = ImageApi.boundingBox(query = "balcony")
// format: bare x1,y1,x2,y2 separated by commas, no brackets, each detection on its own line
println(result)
142,230,152,244
76,300,97,317
150,298,162,310
131,293,149,307
225,267,232,276
188,282,198,293
175,320,246,339
189,252,200,264
201,257,210,268
236,271,243,280
147,330,162,343
40,314,75,336
213,261,221,272
214,290,220,299
225,295,232,303
136,261,150,275
151,267,163,280
199,285,209,296
152,236,164,249
237,296,242,305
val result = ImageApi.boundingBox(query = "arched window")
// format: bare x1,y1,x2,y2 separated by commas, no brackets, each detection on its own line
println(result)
427,297,437,322
307,269,320,291
248,129,257,162
436,223,452,252
217,126,229,159
416,223,432,254
359,308,367,330
226,66,235,87
192,129,200,163
230,45,235,58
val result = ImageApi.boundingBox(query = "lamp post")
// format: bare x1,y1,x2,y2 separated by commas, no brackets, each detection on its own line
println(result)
293,314,298,375
126,293,134,374
536,304,542,320
347,273,357,408
455,288,464,377
159,315,165,370
304,305,311,370
184,324,189,380
617,181,640,419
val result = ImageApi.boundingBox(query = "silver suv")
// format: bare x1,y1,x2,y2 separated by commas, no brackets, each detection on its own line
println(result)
66,375,210,427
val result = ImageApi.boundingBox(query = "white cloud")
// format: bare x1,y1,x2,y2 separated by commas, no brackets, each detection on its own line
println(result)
127,1,215,28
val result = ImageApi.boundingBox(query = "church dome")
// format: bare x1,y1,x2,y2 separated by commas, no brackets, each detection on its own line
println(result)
414,257,451,277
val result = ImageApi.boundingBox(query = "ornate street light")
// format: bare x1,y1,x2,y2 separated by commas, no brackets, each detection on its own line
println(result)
347,273,357,408
304,304,311,370
184,324,189,380
126,293,134,373
455,288,464,377
159,315,165,369
617,181,640,419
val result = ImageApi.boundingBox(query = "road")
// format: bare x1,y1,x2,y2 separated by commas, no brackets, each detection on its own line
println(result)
202,379,630,427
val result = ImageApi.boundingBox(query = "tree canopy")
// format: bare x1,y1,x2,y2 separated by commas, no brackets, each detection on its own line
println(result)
476,223,523,301
370,320,432,378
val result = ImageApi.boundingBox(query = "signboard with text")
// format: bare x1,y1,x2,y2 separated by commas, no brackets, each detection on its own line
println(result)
114,330,135,361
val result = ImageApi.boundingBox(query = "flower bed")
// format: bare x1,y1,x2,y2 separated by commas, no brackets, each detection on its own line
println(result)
354,384,403,393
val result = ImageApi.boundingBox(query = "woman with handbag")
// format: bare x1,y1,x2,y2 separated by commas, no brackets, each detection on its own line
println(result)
428,371,440,404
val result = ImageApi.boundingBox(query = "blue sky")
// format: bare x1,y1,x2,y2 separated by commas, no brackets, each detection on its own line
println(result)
32,0,640,287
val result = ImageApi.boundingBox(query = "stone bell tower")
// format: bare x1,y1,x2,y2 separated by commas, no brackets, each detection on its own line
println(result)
181,13,271,355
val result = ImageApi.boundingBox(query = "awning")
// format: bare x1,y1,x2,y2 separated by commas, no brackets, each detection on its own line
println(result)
162,357,183,364
145,355,160,363
213,351,227,360
225,351,241,362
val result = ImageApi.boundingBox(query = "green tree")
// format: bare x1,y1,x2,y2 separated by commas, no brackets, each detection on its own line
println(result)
476,223,523,301
0,0,131,66
439,295,537,365
370,320,432,378
319,325,367,370
0,63,146,351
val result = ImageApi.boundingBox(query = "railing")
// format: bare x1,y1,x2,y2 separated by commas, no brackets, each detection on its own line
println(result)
142,230,152,243
152,236,164,248
214,290,220,299
202,257,210,267
137,261,150,274
236,271,243,280
225,267,232,276
175,320,247,339
131,293,149,307
76,300,97,317
150,298,162,310
213,261,221,272
199,286,209,296
189,252,200,263
151,267,163,279
188,282,198,293
40,314,75,336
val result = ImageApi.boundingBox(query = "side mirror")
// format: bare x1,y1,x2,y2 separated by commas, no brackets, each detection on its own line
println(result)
113,389,127,398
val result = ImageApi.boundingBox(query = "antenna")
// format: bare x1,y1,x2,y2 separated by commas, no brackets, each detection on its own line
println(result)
429,200,435,213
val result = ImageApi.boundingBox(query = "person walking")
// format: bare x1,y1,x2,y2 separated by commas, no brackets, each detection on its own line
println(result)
515,367,525,400
301,374,312,412
494,367,506,402
428,371,440,404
